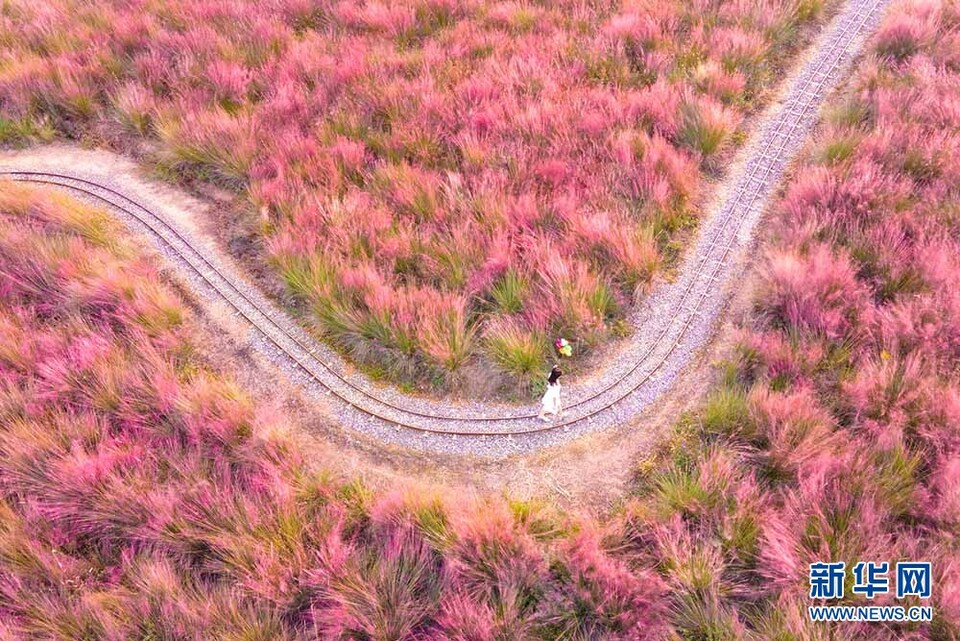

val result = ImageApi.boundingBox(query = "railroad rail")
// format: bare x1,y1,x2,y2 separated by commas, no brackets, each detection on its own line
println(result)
0,0,887,444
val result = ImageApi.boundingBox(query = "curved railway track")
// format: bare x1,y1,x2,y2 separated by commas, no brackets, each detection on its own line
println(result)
0,0,888,450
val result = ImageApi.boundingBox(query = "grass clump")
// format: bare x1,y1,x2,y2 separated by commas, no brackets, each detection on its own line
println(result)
485,319,548,385
489,269,527,314
700,386,754,440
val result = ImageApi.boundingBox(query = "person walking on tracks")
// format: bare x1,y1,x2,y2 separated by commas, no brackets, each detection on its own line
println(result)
538,365,563,422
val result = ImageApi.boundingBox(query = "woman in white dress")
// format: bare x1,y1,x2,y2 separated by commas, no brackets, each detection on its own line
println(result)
538,365,563,421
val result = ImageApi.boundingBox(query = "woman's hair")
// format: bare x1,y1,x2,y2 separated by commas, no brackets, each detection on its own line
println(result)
548,365,562,384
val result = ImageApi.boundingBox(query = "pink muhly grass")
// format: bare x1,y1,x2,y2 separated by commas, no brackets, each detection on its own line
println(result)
0,310,34,372
530,243,618,342
840,353,926,448
757,479,894,599
110,83,157,136
649,514,751,637
435,593,498,641
937,552,960,630
626,81,682,139
750,387,842,479
156,107,259,187
328,136,367,175
776,159,910,244
0,0,834,384
204,59,252,106
3,187,661,636
692,61,747,104
915,384,960,457
710,26,767,69
759,244,866,339
414,294,478,371
873,0,940,62
634,132,700,208
610,224,661,288
677,93,742,160
324,527,445,640
446,502,549,638
604,11,662,47
928,456,960,528
543,524,671,640
735,328,826,387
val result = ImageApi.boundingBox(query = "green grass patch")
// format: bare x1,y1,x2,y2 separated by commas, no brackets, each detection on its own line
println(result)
700,387,755,440
0,116,57,145
485,321,548,382
490,269,527,314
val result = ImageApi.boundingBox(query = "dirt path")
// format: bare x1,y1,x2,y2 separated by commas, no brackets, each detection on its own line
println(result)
0,0,888,461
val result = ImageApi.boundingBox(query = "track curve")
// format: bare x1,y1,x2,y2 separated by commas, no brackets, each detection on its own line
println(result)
0,0,888,455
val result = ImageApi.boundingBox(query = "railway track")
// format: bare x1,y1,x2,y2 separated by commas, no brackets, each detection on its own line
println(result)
0,0,888,448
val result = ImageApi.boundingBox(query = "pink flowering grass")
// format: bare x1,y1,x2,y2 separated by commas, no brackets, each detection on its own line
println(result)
5,0,960,636
0,183,672,638
0,0,832,393
625,1,960,637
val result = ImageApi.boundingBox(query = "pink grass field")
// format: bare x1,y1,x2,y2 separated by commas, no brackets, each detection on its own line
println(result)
2,0,960,639
0,183,672,639
0,0,830,392
622,0,960,636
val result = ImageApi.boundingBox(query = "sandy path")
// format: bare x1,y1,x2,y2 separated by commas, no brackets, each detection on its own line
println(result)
0,0,888,459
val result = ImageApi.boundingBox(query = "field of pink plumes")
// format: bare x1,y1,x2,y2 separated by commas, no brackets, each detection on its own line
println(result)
4,0,960,639
623,0,960,636
0,0,831,392
0,183,675,639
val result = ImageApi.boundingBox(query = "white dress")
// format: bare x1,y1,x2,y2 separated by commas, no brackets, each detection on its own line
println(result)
540,382,562,415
